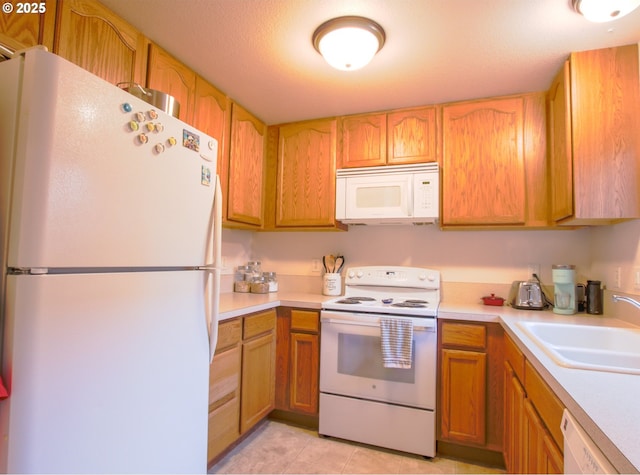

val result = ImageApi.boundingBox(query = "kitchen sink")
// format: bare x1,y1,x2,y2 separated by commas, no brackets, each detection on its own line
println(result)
517,321,640,375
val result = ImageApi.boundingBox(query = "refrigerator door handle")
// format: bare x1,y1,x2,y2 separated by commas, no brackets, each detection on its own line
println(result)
207,175,222,362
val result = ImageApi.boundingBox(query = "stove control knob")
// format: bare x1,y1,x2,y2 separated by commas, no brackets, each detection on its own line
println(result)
356,271,364,278
348,270,355,278
419,273,427,280
427,274,436,281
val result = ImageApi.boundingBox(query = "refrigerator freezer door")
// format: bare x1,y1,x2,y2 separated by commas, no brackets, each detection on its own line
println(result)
0,271,209,473
5,49,218,269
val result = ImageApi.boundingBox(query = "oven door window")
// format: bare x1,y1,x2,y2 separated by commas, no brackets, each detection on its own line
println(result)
338,333,415,384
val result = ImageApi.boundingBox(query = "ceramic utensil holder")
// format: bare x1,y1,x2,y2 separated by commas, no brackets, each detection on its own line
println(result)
323,273,342,296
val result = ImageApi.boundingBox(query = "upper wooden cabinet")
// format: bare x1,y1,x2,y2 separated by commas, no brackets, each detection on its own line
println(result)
274,118,343,229
226,103,266,228
146,43,195,123
54,0,147,86
192,76,231,178
339,106,438,168
548,43,640,225
0,0,56,52
339,112,386,168
548,61,573,223
387,107,438,165
442,93,548,228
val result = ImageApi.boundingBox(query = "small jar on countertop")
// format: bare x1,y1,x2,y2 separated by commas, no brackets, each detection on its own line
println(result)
263,272,278,292
250,277,269,294
234,265,251,293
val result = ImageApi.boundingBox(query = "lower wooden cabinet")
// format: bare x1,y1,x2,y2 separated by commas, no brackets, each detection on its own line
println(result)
524,399,563,474
207,309,276,466
240,310,276,433
503,333,564,474
438,320,504,464
441,348,487,444
275,308,320,421
207,318,241,463
504,360,526,473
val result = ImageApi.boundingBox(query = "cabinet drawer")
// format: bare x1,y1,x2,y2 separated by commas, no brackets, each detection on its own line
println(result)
209,345,241,409
216,318,241,353
291,309,319,333
207,397,240,462
505,333,525,383
442,322,486,350
525,360,564,449
243,309,276,340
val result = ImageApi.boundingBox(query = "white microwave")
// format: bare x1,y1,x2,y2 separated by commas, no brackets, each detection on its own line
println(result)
335,163,439,225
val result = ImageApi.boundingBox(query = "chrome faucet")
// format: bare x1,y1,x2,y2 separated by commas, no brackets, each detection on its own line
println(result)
612,294,640,310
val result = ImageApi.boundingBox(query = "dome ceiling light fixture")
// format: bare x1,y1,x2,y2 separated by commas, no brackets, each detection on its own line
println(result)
571,0,640,22
312,16,386,71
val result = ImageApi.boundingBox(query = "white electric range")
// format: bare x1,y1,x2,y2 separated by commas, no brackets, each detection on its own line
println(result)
319,266,441,457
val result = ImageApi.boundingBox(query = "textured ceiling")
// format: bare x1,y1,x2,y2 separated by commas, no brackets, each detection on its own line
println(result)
100,0,640,125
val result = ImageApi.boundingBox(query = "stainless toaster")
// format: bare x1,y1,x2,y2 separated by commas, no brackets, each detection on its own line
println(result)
509,281,545,310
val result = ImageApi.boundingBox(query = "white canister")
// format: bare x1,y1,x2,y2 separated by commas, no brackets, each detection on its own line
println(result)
323,273,342,296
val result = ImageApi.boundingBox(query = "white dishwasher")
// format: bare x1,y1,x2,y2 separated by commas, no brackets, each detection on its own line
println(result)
561,409,617,474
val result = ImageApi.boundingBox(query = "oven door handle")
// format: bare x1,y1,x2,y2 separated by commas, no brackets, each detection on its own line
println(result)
322,317,434,332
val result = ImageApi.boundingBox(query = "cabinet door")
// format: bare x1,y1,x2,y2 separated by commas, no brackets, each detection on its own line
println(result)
442,97,525,225
540,428,564,474
387,107,437,164
192,76,230,178
504,363,526,474
289,332,319,415
227,103,265,226
146,44,195,123
240,332,275,433
207,345,241,463
548,61,573,222
55,0,147,86
276,119,337,227
0,0,55,51
340,113,386,168
569,44,640,223
440,348,487,445
524,399,563,474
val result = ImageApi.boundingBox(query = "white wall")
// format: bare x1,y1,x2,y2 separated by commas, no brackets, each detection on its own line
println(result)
227,225,593,286
590,219,640,294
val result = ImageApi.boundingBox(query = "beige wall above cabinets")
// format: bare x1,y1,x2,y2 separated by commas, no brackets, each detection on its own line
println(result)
265,118,346,231
441,92,548,229
338,106,438,168
54,0,148,87
548,43,640,226
0,0,55,52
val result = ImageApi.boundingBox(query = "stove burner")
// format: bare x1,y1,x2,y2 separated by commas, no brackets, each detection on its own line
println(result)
335,296,376,304
404,299,428,304
391,301,428,308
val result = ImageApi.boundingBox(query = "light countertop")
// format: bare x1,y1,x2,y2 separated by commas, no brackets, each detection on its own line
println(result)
219,291,640,473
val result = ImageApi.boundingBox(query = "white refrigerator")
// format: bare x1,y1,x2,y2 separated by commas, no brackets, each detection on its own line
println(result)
0,48,222,473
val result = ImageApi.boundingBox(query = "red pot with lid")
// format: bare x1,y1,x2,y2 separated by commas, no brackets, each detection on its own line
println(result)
482,293,505,306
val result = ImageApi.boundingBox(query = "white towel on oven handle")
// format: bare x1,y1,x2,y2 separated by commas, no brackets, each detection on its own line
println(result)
380,318,413,369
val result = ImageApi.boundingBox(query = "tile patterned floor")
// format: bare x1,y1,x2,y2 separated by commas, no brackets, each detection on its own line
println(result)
209,420,505,474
